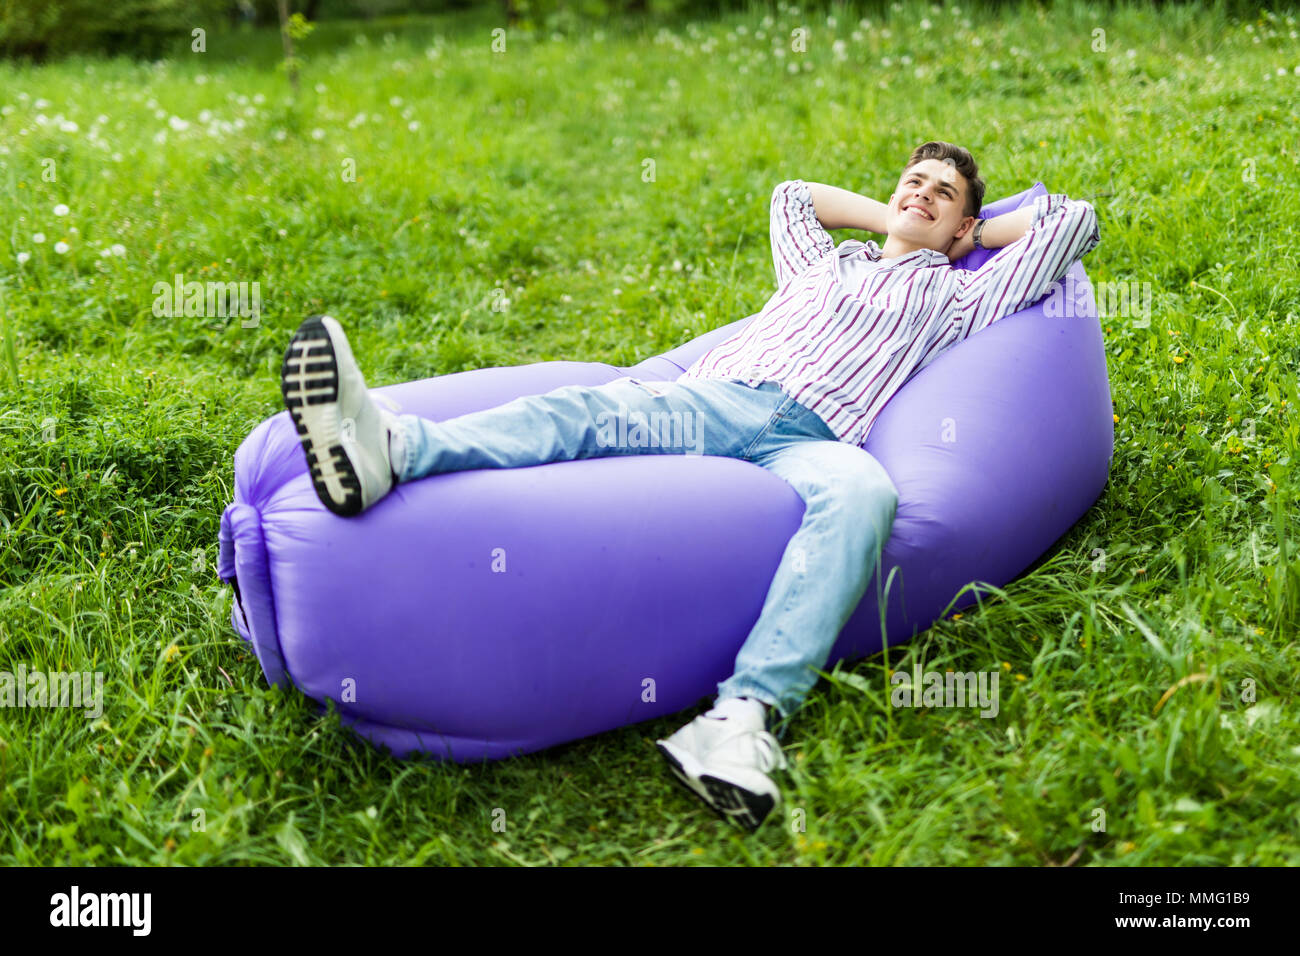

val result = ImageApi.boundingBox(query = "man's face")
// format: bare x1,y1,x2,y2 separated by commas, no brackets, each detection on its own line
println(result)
886,158,973,253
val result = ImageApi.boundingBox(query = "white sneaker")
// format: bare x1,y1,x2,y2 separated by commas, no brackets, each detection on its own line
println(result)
655,697,789,831
280,315,400,517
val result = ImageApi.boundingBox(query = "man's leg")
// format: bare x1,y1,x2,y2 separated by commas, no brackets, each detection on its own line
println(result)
392,379,684,481
655,428,897,831
715,438,899,725
391,375,781,481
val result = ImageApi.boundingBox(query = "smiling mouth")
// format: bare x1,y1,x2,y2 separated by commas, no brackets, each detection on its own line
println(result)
905,206,934,221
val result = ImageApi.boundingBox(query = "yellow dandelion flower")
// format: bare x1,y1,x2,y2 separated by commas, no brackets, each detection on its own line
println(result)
952,612,963,620
164,643,180,661
1014,674,1027,682
1255,627,1264,635
56,509,65,516
1038,140,1046,147
1001,661,1012,671
1113,414,1119,423
1172,356,1185,364
53,487,68,496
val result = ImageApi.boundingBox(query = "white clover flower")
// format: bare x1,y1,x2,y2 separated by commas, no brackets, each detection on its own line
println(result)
33,232,45,243
112,243,126,256
408,121,420,131
34,98,50,109
311,128,325,140
54,241,69,254
53,203,69,216
169,116,189,131
390,96,403,106
921,18,932,29
16,252,30,265
60,120,78,132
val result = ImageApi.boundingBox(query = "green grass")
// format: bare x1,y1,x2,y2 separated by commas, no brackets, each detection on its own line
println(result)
1,0,1298,865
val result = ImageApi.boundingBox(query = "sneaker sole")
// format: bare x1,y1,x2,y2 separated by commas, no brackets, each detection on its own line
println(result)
655,741,775,832
280,316,364,517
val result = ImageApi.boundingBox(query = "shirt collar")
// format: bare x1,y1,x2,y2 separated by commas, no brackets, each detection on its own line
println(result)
864,240,950,267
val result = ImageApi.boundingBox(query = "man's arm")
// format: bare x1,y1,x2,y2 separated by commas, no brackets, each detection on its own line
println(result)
952,194,1100,339
769,180,836,288
945,204,1040,261
805,182,891,234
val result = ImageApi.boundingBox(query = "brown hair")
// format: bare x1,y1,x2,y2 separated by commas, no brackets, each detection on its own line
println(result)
902,141,985,220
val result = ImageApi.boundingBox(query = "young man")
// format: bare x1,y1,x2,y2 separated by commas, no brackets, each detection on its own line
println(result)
280,141,1100,831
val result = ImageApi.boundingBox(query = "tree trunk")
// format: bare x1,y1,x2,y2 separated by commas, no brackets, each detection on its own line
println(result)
276,0,299,99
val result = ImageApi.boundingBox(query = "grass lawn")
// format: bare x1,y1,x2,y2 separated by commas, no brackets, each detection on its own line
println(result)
1,0,1298,865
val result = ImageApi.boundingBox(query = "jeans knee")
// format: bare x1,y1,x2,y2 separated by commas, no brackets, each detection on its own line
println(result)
829,463,898,539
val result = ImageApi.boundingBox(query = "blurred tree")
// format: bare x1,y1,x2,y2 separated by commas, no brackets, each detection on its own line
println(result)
1,0,229,60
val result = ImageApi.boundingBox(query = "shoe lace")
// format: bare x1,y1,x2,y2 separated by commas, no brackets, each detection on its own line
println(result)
745,730,786,774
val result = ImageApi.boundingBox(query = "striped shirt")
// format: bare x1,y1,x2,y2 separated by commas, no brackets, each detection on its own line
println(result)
678,179,1101,445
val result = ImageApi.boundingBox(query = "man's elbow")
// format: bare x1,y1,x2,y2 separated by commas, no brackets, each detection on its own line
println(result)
1070,200,1100,256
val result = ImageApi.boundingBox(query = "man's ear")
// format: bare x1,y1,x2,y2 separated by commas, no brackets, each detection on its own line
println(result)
954,214,976,239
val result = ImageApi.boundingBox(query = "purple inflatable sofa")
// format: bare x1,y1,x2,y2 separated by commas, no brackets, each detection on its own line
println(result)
217,182,1113,761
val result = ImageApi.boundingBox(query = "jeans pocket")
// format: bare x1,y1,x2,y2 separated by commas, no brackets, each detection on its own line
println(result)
622,376,673,398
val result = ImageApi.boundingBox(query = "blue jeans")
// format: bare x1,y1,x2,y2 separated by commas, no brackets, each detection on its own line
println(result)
392,376,899,724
